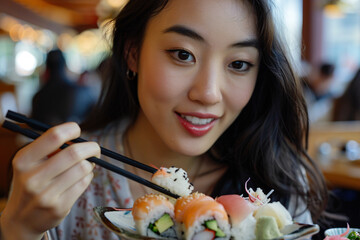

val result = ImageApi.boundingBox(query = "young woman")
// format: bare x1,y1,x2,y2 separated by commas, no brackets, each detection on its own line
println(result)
0,0,328,239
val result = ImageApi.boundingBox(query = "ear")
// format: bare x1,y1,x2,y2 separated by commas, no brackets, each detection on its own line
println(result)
125,42,138,73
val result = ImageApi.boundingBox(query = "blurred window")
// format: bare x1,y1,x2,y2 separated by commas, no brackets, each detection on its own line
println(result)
273,0,303,65
322,1,360,94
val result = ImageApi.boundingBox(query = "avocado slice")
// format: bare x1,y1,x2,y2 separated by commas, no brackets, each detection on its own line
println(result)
205,220,218,231
154,213,174,234
215,228,226,237
148,223,159,233
205,220,226,237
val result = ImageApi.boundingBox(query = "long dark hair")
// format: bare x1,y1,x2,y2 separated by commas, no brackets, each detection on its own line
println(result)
213,1,329,222
82,0,168,129
82,0,328,222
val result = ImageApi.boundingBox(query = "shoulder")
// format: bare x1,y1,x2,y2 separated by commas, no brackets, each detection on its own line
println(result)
288,193,313,224
287,166,313,223
81,119,131,145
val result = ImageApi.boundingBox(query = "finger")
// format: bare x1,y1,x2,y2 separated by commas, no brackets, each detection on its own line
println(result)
54,172,94,218
13,122,81,172
23,172,94,227
35,160,94,208
25,142,100,194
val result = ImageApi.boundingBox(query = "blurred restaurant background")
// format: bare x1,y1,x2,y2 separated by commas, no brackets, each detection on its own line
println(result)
0,0,360,234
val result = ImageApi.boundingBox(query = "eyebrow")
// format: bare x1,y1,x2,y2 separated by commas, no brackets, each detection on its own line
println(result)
231,39,259,50
163,25,205,42
163,24,259,50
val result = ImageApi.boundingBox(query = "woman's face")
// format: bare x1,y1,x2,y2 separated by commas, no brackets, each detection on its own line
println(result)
131,0,259,156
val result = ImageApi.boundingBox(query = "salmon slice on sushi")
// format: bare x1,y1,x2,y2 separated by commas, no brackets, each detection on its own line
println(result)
175,193,230,240
174,192,213,223
216,194,258,240
132,194,178,238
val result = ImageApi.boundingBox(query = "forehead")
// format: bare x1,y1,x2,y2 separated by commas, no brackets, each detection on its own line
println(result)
146,0,257,42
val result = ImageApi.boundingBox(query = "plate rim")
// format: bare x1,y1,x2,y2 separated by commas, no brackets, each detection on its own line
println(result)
94,206,168,240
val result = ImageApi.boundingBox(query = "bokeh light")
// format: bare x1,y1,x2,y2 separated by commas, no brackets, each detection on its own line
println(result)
15,50,37,76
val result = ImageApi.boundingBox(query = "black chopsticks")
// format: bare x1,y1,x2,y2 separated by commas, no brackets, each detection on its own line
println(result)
6,110,157,174
2,111,180,199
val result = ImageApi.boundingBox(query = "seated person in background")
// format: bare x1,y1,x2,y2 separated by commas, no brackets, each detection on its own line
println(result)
31,49,96,125
332,68,360,121
303,62,336,123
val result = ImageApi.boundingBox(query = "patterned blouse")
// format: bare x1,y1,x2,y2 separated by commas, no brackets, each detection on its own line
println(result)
46,120,312,240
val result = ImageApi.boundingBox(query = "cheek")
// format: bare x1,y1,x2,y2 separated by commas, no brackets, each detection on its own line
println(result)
138,72,183,104
227,91,251,115
225,80,257,115
138,56,187,102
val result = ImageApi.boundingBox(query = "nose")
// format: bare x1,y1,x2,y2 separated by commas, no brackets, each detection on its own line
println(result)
188,63,223,105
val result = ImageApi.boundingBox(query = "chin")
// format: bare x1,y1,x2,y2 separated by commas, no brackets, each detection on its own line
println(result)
173,142,213,157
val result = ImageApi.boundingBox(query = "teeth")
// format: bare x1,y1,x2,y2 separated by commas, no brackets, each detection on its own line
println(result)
181,114,213,125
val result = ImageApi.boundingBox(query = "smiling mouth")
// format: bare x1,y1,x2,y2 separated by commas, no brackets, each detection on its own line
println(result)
179,114,214,125
176,112,217,137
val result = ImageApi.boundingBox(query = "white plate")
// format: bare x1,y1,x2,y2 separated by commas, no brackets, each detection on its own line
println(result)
93,206,320,240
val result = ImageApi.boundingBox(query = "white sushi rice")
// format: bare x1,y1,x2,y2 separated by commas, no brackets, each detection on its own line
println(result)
231,214,256,240
151,167,194,197
184,211,231,240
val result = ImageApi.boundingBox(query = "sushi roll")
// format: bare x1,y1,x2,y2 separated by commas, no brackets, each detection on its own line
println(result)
175,192,213,223
216,195,258,240
175,193,231,240
151,166,194,197
132,194,178,238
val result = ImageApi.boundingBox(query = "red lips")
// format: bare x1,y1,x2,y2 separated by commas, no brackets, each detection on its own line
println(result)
176,112,218,137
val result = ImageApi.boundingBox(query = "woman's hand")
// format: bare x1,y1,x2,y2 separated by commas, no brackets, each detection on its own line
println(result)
0,122,100,240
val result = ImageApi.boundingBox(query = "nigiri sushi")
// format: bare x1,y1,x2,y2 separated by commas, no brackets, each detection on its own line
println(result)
175,193,231,240
216,194,258,240
216,180,293,240
132,194,178,238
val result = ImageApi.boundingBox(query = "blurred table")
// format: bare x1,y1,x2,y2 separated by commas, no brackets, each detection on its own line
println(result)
308,121,360,190
318,159,360,190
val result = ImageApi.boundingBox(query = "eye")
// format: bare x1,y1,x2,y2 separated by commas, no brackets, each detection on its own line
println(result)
228,60,253,73
167,49,195,63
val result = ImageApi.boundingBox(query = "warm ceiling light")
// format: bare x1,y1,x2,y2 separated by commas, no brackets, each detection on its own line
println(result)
9,23,23,42
324,4,344,18
57,32,74,51
35,30,55,51
75,30,100,55
0,15,19,32
20,25,37,42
